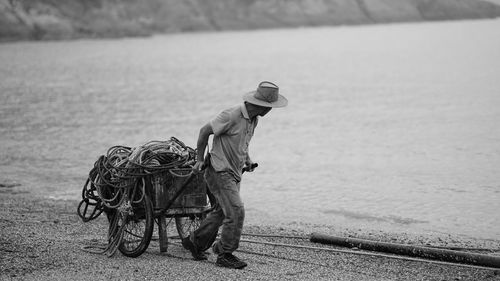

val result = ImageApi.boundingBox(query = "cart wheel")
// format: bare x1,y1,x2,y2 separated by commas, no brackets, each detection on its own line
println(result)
175,213,206,239
115,182,154,258
175,188,216,240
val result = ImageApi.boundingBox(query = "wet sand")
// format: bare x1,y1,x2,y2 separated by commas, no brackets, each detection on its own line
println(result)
1,190,499,280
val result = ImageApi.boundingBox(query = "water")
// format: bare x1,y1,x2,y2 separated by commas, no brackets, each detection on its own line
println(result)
1,19,499,240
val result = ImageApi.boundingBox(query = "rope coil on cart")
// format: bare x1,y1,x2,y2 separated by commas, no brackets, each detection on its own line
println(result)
77,137,198,257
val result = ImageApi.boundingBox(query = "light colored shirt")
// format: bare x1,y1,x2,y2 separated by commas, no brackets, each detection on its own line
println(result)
209,104,258,181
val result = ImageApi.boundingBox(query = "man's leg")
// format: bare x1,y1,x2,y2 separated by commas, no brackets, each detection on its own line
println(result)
193,168,244,252
214,173,244,254
187,167,246,268
191,203,224,251
189,166,225,252
207,172,247,269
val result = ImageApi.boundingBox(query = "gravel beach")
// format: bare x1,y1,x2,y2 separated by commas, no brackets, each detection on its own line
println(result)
1,190,499,281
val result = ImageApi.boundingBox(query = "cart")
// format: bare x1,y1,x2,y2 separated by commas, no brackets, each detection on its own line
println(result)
77,139,214,258
110,170,213,257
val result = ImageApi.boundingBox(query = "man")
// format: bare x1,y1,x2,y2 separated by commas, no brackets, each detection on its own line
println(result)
182,81,288,269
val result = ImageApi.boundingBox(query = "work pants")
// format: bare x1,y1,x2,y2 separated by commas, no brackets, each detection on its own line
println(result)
191,165,245,254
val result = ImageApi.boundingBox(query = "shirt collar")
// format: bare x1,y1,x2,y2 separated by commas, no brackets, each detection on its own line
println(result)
240,103,250,120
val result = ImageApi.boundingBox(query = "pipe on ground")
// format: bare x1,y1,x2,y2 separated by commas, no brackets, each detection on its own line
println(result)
310,232,500,269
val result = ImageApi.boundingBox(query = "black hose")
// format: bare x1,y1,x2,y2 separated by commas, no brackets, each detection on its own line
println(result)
310,232,500,269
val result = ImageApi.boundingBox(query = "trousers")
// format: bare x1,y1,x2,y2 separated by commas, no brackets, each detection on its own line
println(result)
191,165,245,254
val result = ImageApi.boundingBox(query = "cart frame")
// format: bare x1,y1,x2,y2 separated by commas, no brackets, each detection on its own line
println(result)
147,169,213,253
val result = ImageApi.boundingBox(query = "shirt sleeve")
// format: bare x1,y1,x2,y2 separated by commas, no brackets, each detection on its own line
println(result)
210,109,232,136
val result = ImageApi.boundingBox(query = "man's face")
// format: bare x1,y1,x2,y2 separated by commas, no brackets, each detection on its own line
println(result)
258,106,272,117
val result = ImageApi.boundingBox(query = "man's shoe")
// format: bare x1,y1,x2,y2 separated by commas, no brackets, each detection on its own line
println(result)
182,237,207,261
216,253,247,269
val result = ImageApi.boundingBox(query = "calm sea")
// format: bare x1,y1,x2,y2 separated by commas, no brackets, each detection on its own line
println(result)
1,19,499,239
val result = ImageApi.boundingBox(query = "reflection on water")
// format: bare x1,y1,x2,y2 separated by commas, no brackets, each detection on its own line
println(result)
1,19,499,239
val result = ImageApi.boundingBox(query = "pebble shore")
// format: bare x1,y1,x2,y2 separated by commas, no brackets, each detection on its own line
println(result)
1,193,499,281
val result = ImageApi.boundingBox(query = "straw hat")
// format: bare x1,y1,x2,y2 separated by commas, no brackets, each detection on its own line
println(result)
243,81,288,108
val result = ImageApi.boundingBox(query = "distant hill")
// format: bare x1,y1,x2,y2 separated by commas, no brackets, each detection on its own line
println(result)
1,0,500,41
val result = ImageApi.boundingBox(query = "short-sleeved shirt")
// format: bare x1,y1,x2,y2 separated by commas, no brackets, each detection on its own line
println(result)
209,104,258,182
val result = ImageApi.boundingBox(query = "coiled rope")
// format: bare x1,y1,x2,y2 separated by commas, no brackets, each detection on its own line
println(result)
77,137,197,256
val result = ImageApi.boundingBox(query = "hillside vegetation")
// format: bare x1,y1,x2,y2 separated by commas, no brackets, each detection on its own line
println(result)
1,0,500,41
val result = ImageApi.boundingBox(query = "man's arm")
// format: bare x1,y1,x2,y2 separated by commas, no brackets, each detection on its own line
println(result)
193,122,213,172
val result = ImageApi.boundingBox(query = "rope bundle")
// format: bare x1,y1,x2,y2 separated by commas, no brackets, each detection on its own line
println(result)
77,136,196,222
77,137,197,256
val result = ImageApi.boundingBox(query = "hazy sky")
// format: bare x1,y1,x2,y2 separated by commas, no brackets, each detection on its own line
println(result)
486,0,500,5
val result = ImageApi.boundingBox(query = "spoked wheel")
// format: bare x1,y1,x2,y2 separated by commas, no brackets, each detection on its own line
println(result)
175,189,216,240
175,213,206,239
109,180,154,258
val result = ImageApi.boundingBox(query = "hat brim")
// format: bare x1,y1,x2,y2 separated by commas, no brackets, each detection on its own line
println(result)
243,91,288,108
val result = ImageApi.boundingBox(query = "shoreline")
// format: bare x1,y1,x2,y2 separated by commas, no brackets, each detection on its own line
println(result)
2,0,500,43
1,192,499,280
1,17,500,45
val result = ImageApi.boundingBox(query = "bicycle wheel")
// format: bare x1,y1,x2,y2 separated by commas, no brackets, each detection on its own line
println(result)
116,181,154,258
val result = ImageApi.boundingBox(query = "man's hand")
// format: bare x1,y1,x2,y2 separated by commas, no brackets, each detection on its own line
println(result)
242,162,258,173
192,160,205,174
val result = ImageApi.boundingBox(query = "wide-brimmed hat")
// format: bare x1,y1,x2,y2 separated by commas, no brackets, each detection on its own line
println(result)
243,81,288,108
